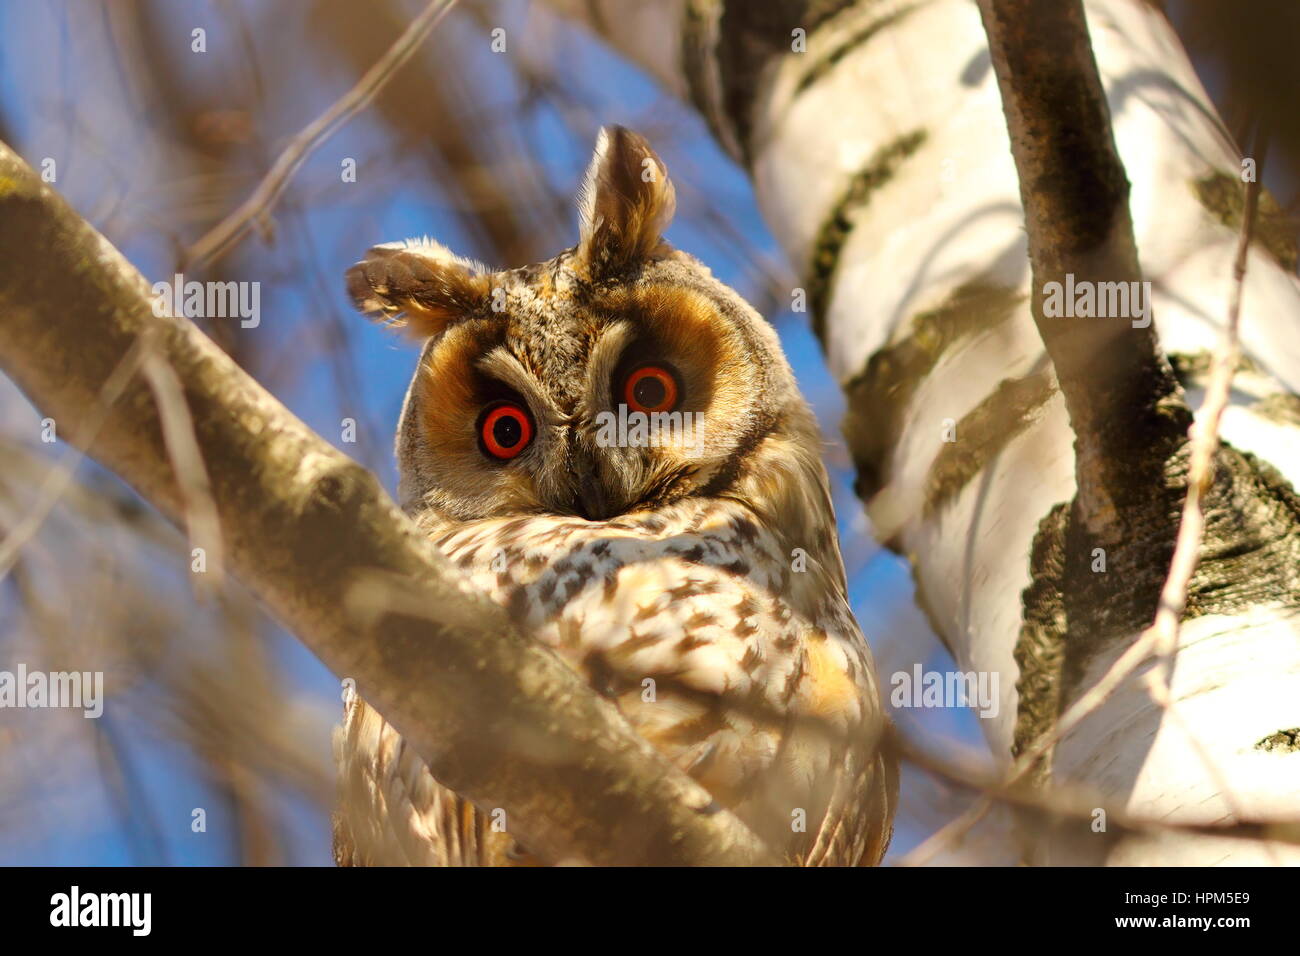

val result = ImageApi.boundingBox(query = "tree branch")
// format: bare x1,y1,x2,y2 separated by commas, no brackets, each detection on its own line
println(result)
0,142,776,866
183,0,459,269
977,0,1189,537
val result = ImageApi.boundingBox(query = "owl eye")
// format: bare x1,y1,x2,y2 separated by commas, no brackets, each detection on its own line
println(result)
623,364,680,414
479,402,534,460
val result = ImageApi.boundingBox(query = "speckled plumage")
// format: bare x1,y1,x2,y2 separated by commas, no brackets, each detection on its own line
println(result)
334,127,895,865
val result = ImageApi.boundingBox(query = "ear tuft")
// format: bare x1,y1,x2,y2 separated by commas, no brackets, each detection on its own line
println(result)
346,239,490,340
575,126,676,279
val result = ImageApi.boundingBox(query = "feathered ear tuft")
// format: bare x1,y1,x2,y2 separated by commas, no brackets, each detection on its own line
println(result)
575,126,676,280
346,239,491,340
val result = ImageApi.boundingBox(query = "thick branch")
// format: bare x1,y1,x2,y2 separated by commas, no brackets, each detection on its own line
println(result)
977,0,1188,535
0,142,775,866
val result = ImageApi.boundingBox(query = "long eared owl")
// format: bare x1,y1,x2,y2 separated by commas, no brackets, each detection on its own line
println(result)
334,126,896,865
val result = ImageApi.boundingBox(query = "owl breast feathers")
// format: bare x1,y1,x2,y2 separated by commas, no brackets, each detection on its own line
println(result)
334,126,896,866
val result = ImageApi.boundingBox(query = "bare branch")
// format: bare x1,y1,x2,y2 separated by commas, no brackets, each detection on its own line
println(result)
1146,137,1265,665
977,0,1187,534
895,731,1300,865
140,335,226,591
309,0,559,266
184,0,460,269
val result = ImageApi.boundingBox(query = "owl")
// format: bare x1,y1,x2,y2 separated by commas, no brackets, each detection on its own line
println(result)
333,126,896,866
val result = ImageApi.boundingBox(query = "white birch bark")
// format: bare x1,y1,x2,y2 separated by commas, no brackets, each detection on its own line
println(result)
551,0,1300,863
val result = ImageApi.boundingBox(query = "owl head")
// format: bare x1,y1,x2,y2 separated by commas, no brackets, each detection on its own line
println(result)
348,126,823,525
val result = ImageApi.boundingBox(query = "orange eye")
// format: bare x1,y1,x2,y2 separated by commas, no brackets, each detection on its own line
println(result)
479,403,533,460
623,364,680,414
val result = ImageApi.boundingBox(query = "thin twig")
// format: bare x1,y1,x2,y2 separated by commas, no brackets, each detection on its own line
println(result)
1149,148,1263,677
894,731,1299,863
183,0,459,268
140,335,226,593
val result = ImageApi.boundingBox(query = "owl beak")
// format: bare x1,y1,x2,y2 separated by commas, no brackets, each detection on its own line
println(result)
572,451,617,521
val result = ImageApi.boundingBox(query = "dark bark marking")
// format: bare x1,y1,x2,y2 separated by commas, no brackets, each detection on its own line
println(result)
808,129,928,341
1169,351,1300,427
1193,171,1297,272
793,3,925,97
1014,444,1300,779
1013,502,1070,786
1251,394,1300,428
842,282,1026,500
922,366,1057,519
1167,350,1260,384
1255,729,1300,753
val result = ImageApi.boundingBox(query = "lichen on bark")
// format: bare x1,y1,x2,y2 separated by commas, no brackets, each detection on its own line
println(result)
1014,442,1300,780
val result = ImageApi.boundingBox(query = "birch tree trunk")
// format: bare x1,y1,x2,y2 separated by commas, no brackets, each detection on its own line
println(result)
550,0,1300,864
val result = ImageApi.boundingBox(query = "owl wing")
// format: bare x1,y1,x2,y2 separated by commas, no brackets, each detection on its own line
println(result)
332,692,522,866
333,657,891,866
802,732,898,866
